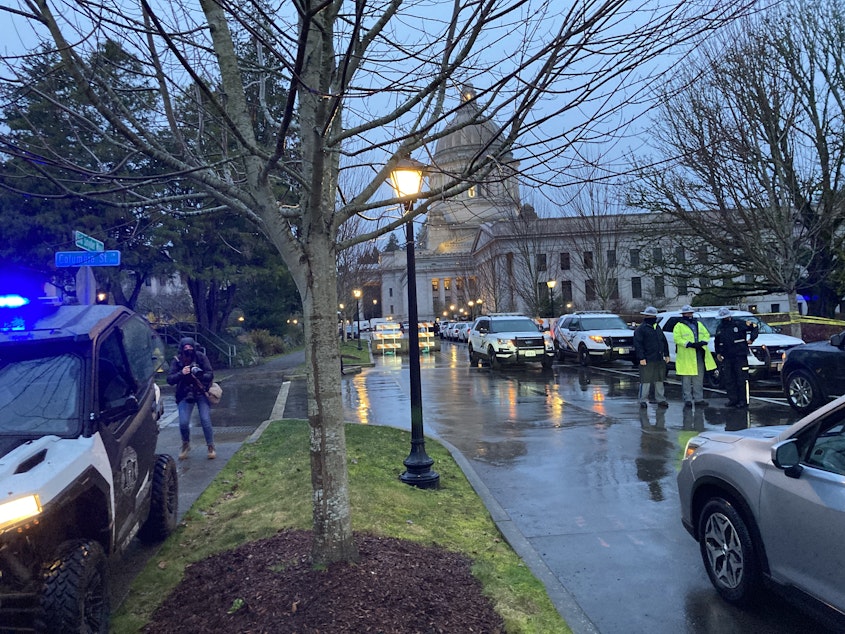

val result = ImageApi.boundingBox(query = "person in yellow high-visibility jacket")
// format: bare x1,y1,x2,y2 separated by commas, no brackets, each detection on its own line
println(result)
672,305,716,408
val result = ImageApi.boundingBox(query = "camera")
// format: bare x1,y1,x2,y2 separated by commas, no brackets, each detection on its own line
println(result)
190,364,202,376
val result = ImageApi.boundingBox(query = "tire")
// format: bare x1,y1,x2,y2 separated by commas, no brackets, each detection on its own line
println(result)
555,343,566,363
698,498,761,605
38,540,110,634
138,454,179,543
578,345,590,367
704,367,722,389
468,346,479,367
488,346,501,370
785,369,823,414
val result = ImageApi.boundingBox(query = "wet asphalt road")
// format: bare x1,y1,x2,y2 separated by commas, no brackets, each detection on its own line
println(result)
342,341,837,634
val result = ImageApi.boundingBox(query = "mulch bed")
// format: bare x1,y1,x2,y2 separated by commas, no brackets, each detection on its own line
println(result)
143,530,505,633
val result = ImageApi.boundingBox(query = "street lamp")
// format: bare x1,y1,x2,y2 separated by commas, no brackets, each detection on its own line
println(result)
546,280,557,318
468,300,475,319
390,156,439,489
352,289,363,350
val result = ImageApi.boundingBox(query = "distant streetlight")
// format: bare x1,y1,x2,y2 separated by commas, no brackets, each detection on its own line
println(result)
352,289,363,350
546,280,557,317
468,300,475,319
390,155,439,489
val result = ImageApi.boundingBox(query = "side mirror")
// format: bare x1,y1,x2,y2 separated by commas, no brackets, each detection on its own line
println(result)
832,332,845,348
772,439,803,478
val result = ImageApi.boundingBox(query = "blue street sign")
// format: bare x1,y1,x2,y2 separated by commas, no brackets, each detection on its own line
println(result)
74,230,105,252
55,250,121,268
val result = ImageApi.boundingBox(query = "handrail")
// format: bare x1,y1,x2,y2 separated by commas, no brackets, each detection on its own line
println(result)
155,322,237,368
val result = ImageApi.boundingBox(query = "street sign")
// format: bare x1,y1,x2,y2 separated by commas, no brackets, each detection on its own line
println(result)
74,230,104,252
55,250,121,268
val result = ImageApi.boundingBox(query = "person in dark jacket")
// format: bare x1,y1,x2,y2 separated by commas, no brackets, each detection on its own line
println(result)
633,306,670,408
715,307,758,409
167,337,216,459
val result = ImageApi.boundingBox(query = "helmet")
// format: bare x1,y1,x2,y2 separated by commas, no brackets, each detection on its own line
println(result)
718,307,731,318
640,306,658,316
680,304,694,314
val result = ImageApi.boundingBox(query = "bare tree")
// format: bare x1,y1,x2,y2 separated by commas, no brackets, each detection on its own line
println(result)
0,0,752,565
629,0,845,326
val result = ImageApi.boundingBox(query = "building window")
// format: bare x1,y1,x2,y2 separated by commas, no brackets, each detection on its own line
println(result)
771,303,780,313
583,251,593,269
456,277,464,291
610,278,619,300
654,276,665,298
697,246,708,264
586,279,597,301
431,279,439,293
631,276,642,299
675,276,688,296
607,250,617,267
537,253,547,271
444,278,451,290
468,185,476,198
389,287,393,298
674,246,685,264
560,252,571,270
560,280,573,303
630,249,640,268
653,247,664,265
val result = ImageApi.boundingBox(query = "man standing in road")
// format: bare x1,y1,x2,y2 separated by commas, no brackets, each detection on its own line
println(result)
633,306,670,408
715,307,758,408
673,305,717,408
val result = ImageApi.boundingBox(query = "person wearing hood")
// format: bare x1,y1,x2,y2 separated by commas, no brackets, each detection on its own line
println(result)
714,306,758,408
167,337,216,460
672,305,717,408
633,306,670,408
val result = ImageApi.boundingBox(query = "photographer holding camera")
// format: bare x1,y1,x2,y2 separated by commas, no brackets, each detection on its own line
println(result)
167,337,216,460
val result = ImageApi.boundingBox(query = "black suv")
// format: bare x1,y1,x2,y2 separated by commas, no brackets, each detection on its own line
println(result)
782,331,845,414
0,299,177,632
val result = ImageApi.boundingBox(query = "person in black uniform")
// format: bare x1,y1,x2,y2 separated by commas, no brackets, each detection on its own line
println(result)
633,306,670,408
714,307,759,409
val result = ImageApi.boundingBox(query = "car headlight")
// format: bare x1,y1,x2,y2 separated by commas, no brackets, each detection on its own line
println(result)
588,335,605,344
495,338,515,348
0,494,42,531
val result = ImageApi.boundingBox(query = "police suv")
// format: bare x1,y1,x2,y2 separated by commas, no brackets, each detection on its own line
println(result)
0,290,177,632
467,313,555,370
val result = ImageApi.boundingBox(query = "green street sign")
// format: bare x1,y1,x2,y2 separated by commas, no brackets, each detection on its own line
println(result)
74,230,105,252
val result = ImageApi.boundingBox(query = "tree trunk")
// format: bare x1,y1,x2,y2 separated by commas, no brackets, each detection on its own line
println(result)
302,235,359,566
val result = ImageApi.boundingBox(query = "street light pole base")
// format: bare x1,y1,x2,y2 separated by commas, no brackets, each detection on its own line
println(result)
400,463,440,489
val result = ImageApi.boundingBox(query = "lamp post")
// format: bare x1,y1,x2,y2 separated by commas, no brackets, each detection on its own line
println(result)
468,300,475,319
352,289,362,350
390,156,439,488
546,280,557,318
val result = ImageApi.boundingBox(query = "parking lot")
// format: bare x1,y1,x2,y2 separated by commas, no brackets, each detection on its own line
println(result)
342,339,838,634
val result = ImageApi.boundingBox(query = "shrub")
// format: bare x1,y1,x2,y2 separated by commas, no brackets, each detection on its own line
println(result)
247,329,287,356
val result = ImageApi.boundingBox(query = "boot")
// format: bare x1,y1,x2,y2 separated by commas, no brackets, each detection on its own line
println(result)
207,444,217,460
179,442,190,460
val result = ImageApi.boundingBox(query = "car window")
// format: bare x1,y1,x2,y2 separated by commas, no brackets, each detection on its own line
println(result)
662,317,681,333
744,315,775,334
98,331,135,413
581,316,628,330
490,318,540,333
699,317,719,335
0,353,81,435
121,315,164,384
801,409,845,476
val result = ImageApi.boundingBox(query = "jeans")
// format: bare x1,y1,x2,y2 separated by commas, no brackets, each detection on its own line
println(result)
178,396,214,446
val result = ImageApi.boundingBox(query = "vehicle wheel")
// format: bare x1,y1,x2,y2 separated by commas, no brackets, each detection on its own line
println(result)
468,346,479,367
38,540,110,634
555,344,566,363
698,497,761,605
578,345,590,367
488,346,501,370
138,454,179,543
704,367,722,389
785,370,823,414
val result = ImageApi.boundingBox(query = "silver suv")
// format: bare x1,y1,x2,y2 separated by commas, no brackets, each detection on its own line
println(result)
677,396,845,625
553,311,636,366
467,314,554,370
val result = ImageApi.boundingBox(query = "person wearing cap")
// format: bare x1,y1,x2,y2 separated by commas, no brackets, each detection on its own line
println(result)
633,306,670,408
715,307,759,408
672,305,716,408
167,337,216,460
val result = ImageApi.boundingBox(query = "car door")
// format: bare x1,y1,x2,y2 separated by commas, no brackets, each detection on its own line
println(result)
558,316,579,354
95,317,162,550
758,408,845,612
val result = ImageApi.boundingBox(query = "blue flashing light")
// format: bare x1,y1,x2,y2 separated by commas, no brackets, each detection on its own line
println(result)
0,294,31,308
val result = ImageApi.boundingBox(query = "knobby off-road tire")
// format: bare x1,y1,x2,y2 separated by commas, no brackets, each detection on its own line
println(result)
37,540,109,634
138,454,179,543
698,497,761,605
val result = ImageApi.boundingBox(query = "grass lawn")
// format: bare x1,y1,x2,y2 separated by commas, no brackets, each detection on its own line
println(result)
111,421,570,633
